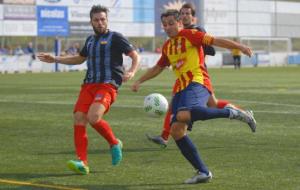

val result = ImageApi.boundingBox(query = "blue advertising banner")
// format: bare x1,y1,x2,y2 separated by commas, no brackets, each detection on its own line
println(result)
155,0,200,36
133,0,154,23
37,6,69,37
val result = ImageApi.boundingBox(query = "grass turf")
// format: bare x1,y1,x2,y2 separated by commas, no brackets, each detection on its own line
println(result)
0,66,299,190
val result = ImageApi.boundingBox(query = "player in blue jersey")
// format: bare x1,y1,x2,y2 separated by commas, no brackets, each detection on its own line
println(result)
37,5,139,175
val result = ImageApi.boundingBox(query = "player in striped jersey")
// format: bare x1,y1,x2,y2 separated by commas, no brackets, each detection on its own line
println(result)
146,3,251,148
37,5,139,175
131,9,255,184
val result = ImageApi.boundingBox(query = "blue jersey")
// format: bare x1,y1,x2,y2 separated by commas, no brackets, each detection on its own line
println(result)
80,30,134,88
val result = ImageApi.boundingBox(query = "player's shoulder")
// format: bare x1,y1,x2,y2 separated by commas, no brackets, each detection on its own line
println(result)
179,29,199,36
110,31,125,39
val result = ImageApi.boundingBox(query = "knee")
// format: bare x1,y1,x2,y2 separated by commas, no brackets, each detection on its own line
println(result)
176,111,191,123
87,112,102,126
73,112,87,125
171,123,187,140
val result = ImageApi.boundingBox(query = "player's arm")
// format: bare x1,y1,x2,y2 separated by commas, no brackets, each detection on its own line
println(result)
37,53,86,65
195,26,215,56
123,50,140,82
131,64,165,92
212,38,252,57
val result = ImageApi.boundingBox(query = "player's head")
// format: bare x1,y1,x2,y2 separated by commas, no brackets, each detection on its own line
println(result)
179,3,196,28
90,5,109,35
160,9,182,38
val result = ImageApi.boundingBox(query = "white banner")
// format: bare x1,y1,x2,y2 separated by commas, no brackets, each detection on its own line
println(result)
0,5,3,20
205,24,237,37
277,1,300,14
110,22,154,37
3,20,36,36
205,11,236,24
68,6,90,22
239,0,275,13
239,24,271,37
3,0,35,4
69,6,133,22
204,0,236,11
0,21,3,35
238,12,272,25
3,5,36,20
37,0,133,7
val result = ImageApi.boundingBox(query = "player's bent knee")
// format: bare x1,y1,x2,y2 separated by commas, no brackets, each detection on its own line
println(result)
87,113,102,125
171,123,186,140
73,112,88,125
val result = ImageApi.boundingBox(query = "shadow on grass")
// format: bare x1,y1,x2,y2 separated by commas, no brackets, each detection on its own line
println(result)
35,147,178,156
79,182,188,190
0,173,78,180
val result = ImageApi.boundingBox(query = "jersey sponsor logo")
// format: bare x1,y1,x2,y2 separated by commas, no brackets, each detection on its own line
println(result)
100,41,107,45
175,58,185,69
94,94,103,101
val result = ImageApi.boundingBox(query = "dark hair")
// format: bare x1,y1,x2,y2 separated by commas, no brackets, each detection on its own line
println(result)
90,5,109,20
160,9,180,21
180,3,196,16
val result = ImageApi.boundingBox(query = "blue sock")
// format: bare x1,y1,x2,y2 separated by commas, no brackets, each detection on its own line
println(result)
191,106,230,122
175,135,209,174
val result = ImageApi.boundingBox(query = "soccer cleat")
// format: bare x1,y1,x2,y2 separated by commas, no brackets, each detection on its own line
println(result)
184,171,213,184
146,134,168,148
67,160,89,175
111,139,123,166
225,106,257,132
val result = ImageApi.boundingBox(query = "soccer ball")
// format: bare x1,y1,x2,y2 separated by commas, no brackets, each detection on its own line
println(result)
144,93,168,117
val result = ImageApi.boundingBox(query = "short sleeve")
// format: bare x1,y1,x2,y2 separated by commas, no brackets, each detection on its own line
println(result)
112,32,135,55
179,29,214,47
79,35,93,57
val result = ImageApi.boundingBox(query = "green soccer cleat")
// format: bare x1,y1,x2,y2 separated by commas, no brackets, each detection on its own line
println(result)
111,139,123,166
67,160,89,175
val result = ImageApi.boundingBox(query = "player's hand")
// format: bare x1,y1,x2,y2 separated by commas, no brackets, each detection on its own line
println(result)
131,81,140,92
240,45,252,57
37,53,56,63
123,71,135,82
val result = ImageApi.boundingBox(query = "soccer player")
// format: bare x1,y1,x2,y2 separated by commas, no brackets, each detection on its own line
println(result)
146,3,251,148
232,44,242,69
131,9,256,184
37,5,139,175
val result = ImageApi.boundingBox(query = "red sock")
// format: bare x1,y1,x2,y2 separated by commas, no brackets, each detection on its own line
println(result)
74,125,88,164
217,99,230,108
92,120,118,146
161,110,171,141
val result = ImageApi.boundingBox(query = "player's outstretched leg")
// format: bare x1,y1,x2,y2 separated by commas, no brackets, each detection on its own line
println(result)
146,134,168,148
111,139,123,166
185,171,213,184
225,105,257,132
67,160,89,175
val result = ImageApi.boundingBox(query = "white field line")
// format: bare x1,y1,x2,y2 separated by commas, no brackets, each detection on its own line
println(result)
0,99,299,115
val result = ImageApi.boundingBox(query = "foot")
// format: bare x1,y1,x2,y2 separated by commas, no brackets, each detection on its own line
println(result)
225,105,257,132
111,139,123,166
67,160,89,175
146,134,168,148
184,171,213,184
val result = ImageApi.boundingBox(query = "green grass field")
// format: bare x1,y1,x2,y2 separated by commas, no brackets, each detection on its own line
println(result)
0,67,299,190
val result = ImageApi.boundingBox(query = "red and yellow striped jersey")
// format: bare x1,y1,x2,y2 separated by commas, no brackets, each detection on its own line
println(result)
157,29,214,93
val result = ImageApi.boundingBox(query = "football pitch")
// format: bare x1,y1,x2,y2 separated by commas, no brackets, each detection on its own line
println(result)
0,66,299,190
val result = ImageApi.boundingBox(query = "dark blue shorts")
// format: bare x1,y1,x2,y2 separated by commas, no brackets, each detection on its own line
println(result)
171,82,210,125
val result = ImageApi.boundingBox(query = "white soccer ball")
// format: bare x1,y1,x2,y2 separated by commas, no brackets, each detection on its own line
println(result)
144,93,169,117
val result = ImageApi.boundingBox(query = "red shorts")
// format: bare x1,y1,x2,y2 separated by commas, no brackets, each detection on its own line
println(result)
73,83,117,114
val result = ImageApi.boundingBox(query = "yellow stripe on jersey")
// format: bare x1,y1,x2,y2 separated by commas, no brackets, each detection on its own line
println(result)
202,34,214,45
